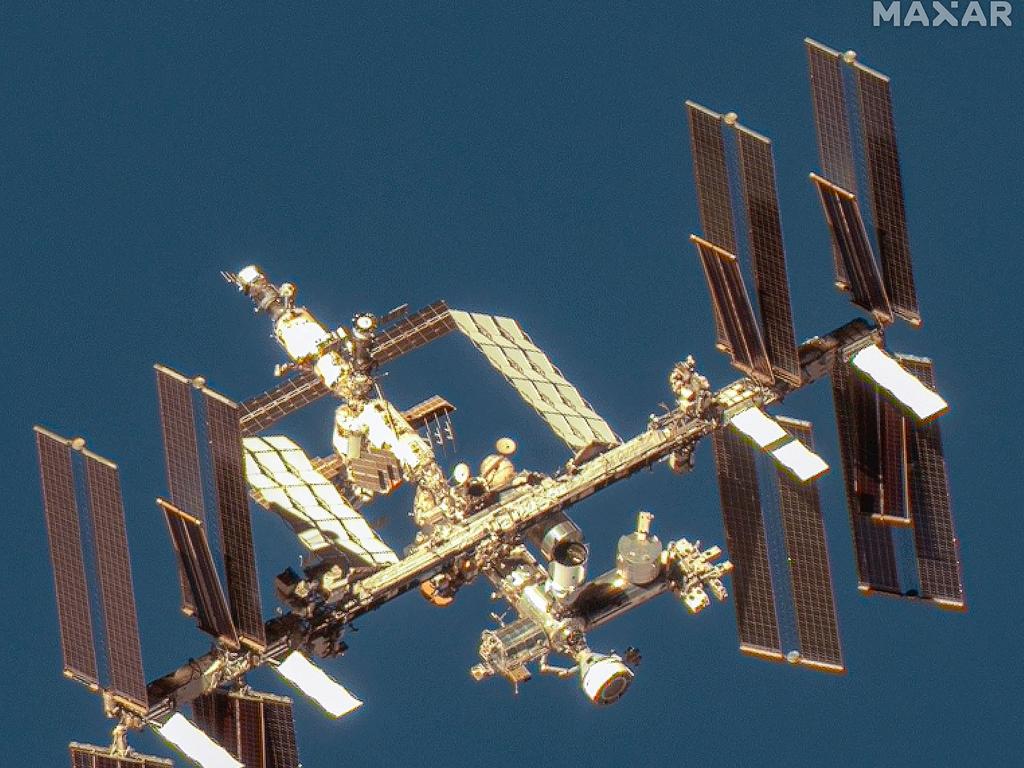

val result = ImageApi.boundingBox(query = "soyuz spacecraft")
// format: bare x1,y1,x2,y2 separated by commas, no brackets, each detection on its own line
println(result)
36,40,964,768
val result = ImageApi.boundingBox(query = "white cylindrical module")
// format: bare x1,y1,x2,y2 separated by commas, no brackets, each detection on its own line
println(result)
616,531,663,585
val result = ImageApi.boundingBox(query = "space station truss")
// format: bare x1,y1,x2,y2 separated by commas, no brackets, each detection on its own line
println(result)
243,434,399,568
449,310,619,452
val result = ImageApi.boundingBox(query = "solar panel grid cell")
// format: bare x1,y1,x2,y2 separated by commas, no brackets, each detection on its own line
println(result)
831,362,902,594
161,500,239,647
156,365,207,614
898,357,965,608
774,419,844,671
204,391,267,650
686,102,736,351
712,429,782,658
262,697,300,768
855,64,921,326
693,238,773,385
735,128,802,387
36,429,100,687
82,453,148,711
806,39,857,286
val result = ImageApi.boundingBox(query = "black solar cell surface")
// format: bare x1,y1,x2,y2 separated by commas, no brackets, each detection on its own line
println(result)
161,500,238,647
69,743,172,768
812,177,893,323
155,364,207,614
36,429,99,687
712,428,782,657
855,64,921,326
83,452,148,711
774,419,844,671
735,126,802,386
686,102,736,352
204,390,267,649
694,237,773,384
831,361,901,595
806,39,857,286
899,357,965,608
262,696,300,768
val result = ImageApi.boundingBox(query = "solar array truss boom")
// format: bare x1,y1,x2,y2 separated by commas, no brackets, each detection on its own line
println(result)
34,40,965,768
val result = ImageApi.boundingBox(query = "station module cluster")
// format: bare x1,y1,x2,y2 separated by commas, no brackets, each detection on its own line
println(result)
36,39,965,768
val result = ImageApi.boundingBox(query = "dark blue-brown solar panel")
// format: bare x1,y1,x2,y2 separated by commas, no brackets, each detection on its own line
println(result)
160,499,239,648
155,364,207,615
831,361,902,595
812,176,893,324
855,64,921,326
693,237,773,384
898,357,965,609
712,428,782,659
736,126,802,387
203,389,267,650
82,452,148,711
774,419,844,672
36,429,100,688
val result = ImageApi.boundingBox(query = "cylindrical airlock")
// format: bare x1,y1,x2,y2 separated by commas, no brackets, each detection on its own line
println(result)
526,511,584,562
547,540,588,599
616,511,663,585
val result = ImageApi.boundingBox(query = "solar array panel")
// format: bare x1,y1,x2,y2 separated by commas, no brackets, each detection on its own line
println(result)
450,310,619,451
159,499,239,648
832,356,964,607
36,428,99,688
831,361,902,595
686,101,735,351
262,694,301,768
240,372,329,436
711,428,782,659
69,743,173,768
244,435,399,567
811,175,893,324
155,365,206,615
82,451,148,711
855,63,921,326
806,38,922,328
735,126,802,386
193,689,300,768
898,357,965,609
401,394,455,431
686,102,738,253
691,236,773,385
774,419,844,672
203,389,267,650
238,301,455,435
372,299,455,365
805,39,857,194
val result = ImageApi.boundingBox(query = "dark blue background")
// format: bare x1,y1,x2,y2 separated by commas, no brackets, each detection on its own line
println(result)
3,3,1020,766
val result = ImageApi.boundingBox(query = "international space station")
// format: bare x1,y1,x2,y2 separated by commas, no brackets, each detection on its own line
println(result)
36,40,965,768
